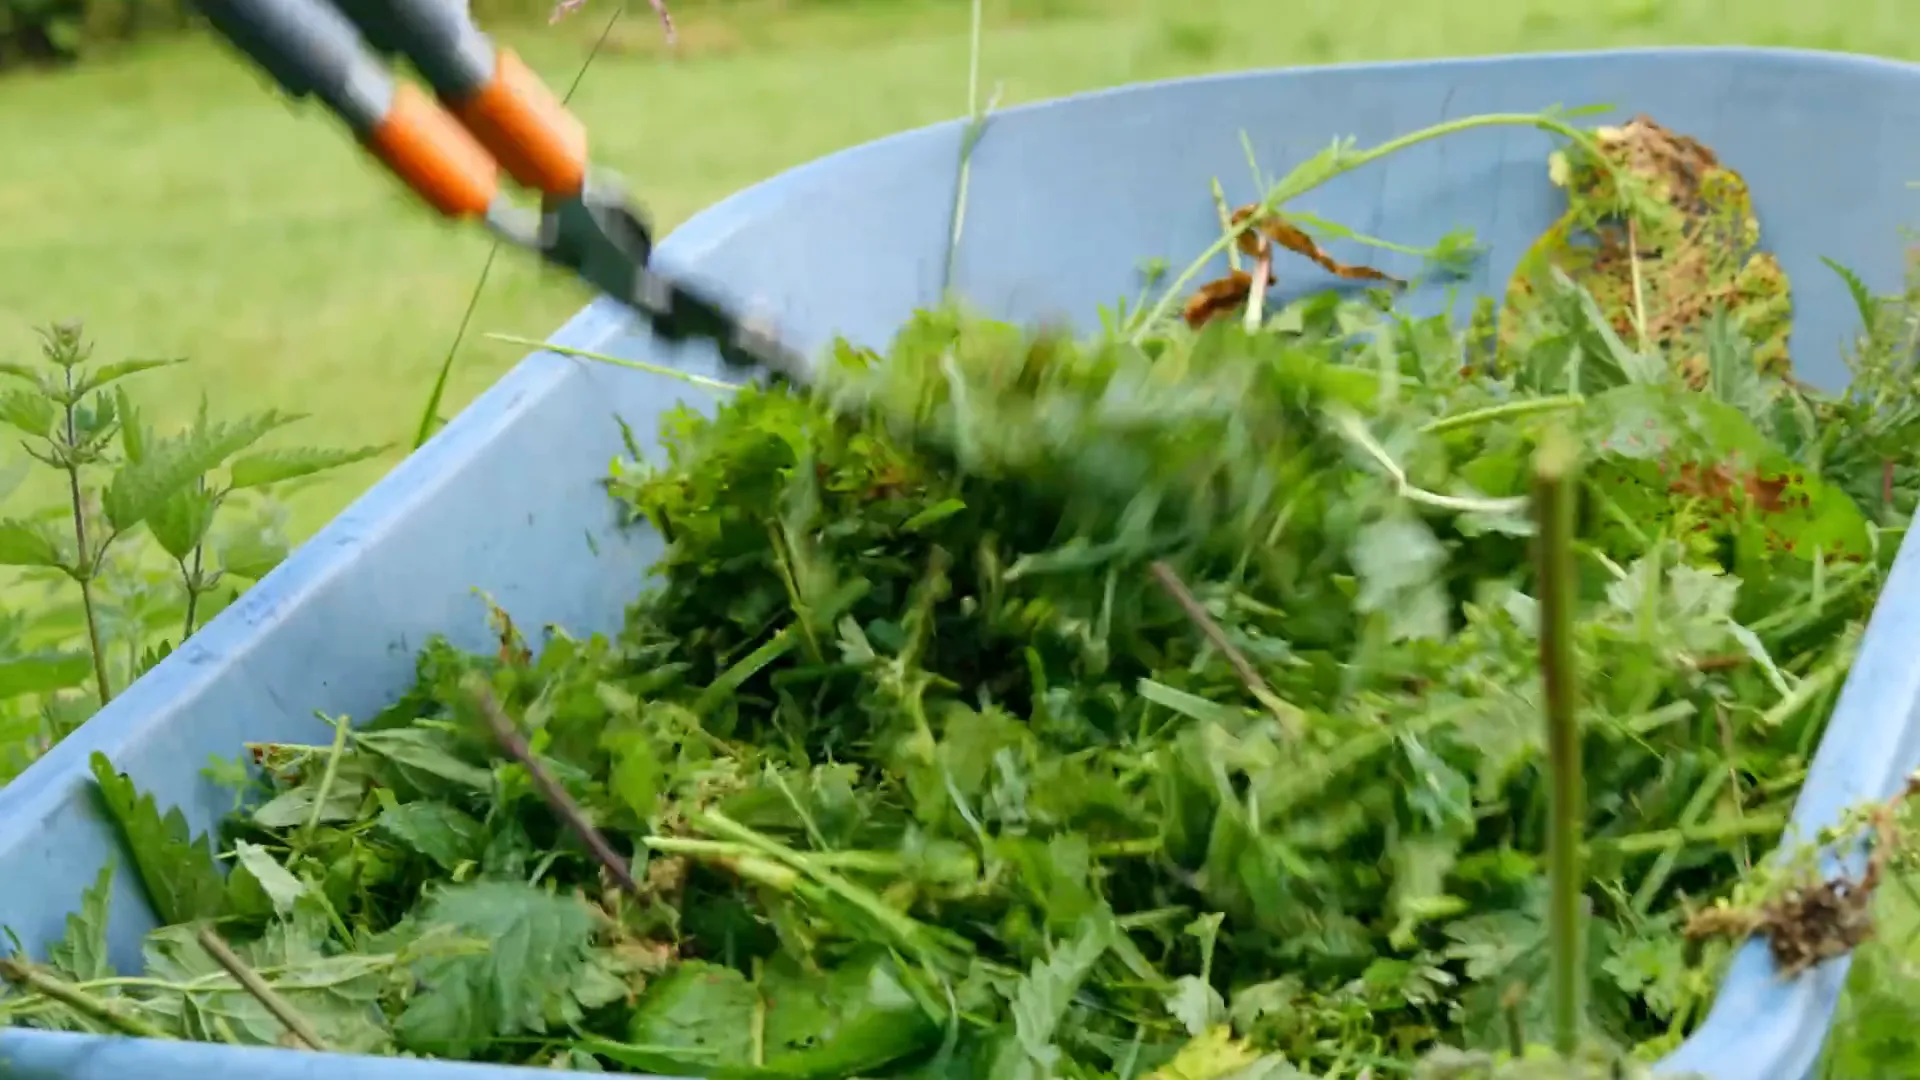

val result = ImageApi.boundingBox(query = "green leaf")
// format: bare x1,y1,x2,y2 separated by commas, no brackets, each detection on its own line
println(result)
115,386,148,464
227,444,388,489
0,388,54,437
46,862,114,982
76,358,182,397
88,751,228,925
0,518,66,569
375,802,486,871
147,483,219,562
605,961,757,1071
231,840,305,915
0,361,41,384
354,727,493,795
102,410,297,533
215,528,289,580
992,915,1116,1080
0,649,92,699
394,880,598,1056
599,952,940,1079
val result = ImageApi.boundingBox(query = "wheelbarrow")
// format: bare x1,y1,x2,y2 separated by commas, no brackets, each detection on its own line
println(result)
3,43,1920,1080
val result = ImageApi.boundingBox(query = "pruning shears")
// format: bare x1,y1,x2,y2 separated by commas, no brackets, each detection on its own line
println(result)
193,0,807,381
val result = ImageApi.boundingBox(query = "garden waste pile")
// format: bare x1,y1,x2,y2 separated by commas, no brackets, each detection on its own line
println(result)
5,113,1920,1079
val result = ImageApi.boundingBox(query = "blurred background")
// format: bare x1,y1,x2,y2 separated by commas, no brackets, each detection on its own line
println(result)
1,0,1910,536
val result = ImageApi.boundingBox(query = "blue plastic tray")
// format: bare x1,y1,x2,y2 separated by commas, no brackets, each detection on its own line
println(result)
5,45,1920,1080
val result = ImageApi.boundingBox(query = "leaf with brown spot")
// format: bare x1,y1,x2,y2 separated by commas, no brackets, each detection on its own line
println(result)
1498,116,1793,380
1230,207,1401,284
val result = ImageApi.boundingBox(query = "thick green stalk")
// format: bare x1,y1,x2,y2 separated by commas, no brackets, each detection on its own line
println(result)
1532,426,1584,1057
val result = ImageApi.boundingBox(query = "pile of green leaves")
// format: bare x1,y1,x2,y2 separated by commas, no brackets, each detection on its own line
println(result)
5,117,1920,1078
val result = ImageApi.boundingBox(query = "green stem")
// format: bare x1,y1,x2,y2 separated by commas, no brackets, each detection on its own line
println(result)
195,925,328,1051
61,369,111,705
484,334,744,393
1597,812,1787,857
1532,426,1584,1057
301,715,350,847
180,537,208,641
1131,112,1601,339
1420,394,1585,436
0,957,172,1039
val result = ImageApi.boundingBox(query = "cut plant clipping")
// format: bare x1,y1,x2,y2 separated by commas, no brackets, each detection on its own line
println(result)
7,104,1920,1080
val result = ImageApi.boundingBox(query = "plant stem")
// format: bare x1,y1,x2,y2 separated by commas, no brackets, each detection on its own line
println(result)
1532,426,1584,1057
181,543,207,640
194,925,328,1051
301,714,351,847
0,957,172,1039
1132,112,1604,339
1148,560,1301,733
469,677,645,899
1420,394,1586,436
61,371,111,706
485,334,744,393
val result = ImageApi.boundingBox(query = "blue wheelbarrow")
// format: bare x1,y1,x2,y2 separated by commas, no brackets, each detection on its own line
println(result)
3,44,1920,1080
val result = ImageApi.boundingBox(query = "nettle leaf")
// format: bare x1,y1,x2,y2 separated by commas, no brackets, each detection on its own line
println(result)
395,880,597,1056
103,409,298,533
228,444,388,489
115,386,149,464
76,357,183,397
46,862,114,982
0,518,67,570
147,483,219,562
88,751,228,925
0,388,54,437
216,528,289,580
0,649,92,699
375,801,487,871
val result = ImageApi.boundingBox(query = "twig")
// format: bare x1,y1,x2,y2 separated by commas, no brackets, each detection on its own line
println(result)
1149,561,1251,682
1149,560,1281,711
467,677,645,899
0,957,174,1040
194,926,328,1051
1531,426,1584,1056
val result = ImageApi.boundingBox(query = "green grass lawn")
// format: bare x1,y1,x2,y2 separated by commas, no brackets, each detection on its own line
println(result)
1,0,1914,536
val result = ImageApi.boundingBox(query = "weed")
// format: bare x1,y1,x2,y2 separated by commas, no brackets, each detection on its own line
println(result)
0,321,383,783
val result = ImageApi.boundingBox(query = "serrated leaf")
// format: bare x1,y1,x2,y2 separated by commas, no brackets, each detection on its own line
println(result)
147,483,218,562
376,801,486,871
0,388,54,437
76,357,182,397
0,518,66,569
103,410,297,532
0,649,92,699
394,880,597,1056
46,862,114,981
228,444,388,489
88,751,228,925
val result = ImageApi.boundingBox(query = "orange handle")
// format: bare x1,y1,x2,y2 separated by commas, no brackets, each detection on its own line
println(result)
450,49,589,198
364,82,501,218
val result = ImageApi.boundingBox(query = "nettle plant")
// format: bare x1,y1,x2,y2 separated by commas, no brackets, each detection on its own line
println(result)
0,321,384,782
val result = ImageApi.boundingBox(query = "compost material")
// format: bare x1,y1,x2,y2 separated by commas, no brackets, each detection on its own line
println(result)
5,116,1920,1079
